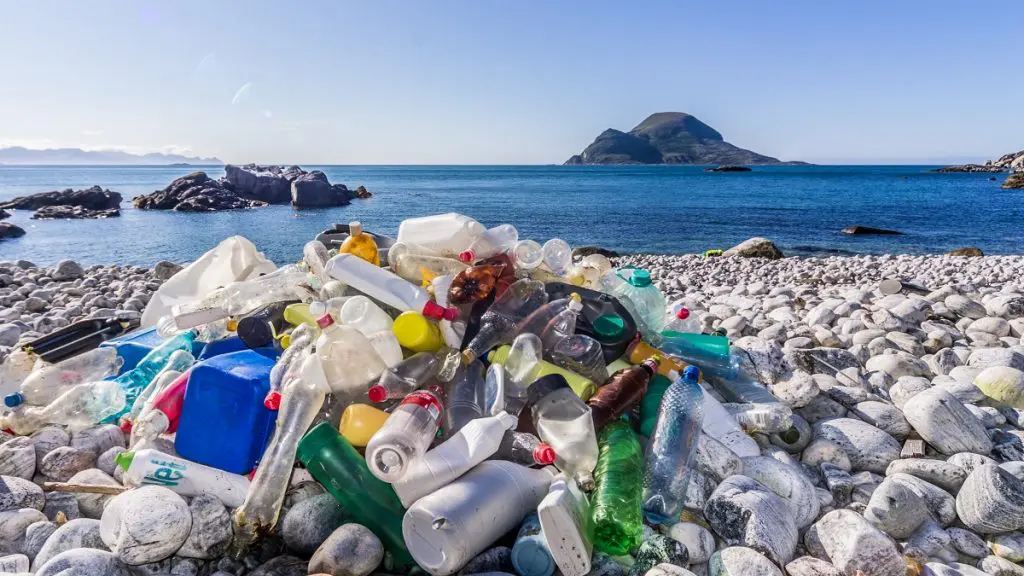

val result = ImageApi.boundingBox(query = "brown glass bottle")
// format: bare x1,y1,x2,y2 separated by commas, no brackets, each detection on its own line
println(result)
588,358,659,431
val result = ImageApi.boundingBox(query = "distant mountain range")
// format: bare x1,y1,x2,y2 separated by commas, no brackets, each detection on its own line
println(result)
0,147,223,165
565,112,802,165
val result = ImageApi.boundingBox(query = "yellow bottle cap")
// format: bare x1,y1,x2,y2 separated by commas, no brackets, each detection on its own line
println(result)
392,311,444,353
339,403,390,447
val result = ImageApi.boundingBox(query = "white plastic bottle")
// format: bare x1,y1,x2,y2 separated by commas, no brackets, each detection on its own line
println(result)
324,254,458,321
663,300,702,334
403,461,554,576
392,412,518,507
315,314,387,397
459,224,519,263
365,386,445,483
339,296,395,334
397,213,486,258
116,448,251,508
538,473,592,576
697,378,761,458
542,239,572,275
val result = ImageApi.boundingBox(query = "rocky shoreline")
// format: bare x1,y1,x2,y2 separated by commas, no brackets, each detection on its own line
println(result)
1,249,1024,574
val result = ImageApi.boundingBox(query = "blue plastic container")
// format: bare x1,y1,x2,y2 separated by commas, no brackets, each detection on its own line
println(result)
197,336,250,360
101,327,204,376
174,350,279,474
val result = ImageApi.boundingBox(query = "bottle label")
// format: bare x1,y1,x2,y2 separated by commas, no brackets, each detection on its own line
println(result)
400,390,443,424
142,458,186,488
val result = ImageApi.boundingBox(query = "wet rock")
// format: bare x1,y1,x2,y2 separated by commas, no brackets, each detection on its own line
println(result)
0,437,36,479
0,474,44,511
668,522,715,564
31,518,107,570
885,459,967,494
902,387,993,456
100,486,191,565
784,556,841,576
739,456,820,528
308,523,382,576
43,491,81,521
956,464,1024,534
863,476,930,538
177,494,233,560
39,446,97,482
708,546,781,576
703,475,798,565
281,492,348,556
805,509,904,576
35,548,131,576
812,418,901,473
947,527,988,558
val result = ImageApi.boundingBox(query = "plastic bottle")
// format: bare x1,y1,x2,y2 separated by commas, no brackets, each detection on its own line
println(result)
306,297,351,324
587,359,658,431
129,371,190,448
512,239,544,271
325,254,458,321
447,260,508,305
577,254,613,290
402,461,553,576
392,412,518,507
389,244,469,286
694,384,760,458
265,323,316,410
0,380,127,435
488,346,596,401
603,267,666,337
662,301,701,334
315,314,387,398
303,240,331,288
339,403,391,447
171,265,311,330
491,430,557,467
549,335,609,385
512,513,555,576
365,384,445,483
338,221,381,266
396,213,486,258
459,224,519,263
642,366,704,525
542,239,572,275
626,339,689,378
232,352,328,552
483,363,507,415
430,275,467,350
536,294,583,350
368,352,439,402
117,448,251,508
297,422,413,566
339,296,394,334
461,279,549,364
503,333,543,415
124,350,195,424
529,375,599,491
590,422,644,555
108,330,197,422
538,473,592,576
4,346,124,408
235,300,300,349
639,374,671,438
443,361,485,438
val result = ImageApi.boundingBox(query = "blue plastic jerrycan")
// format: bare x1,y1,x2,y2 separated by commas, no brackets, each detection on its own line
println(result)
174,350,279,474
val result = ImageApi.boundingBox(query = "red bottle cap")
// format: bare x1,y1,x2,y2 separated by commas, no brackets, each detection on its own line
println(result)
367,385,387,403
317,314,335,329
458,250,475,263
422,300,459,321
534,443,556,465
264,391,282,411
676,307,690,320
119,419,133,434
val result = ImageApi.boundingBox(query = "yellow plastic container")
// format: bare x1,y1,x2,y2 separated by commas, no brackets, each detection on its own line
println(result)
626,340,689,377
339,222,381,266
488,345,596,400
284,303,319,329
392,311,445,353
339,403,391,447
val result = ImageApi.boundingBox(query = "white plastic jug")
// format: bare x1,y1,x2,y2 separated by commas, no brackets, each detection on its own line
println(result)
316,315,387,397
538,473,592,576
325,254,457,321
460,224,519,262
397,213,486,258
393,412,518,507
339,296,395,335
117,448,251,508
403,461,554,576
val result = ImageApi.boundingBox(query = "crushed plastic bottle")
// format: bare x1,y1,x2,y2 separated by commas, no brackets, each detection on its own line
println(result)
590,421,644,556
4,346,124,408
265,323,316,410
512,239,544,271
503,333,543,415
489,346,596,401
642,365,704,525
535,294,582,350
662,300,701,334
338,221,381,266
303,240,331,288
171,265,312,330
483,363,508,415
129,371,189,448
108,330,197,422
576,254,613,290
315,314,387,399
324,253,458,321
459,224,519,263
529,374,599,491
0,379,127,435
491,430,556,467
365,384,445,483
118,448,250,508
462,278,549,364
368,352,441,403
448,260,508,305
587,358,658,431
549,335,609,385
123,349,195,425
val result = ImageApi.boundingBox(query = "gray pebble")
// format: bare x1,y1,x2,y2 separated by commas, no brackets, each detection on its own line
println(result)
863,476,930,538
31,518,107,571
978,555,1024,576
35,548,131,576
308,523,382,576
70,424,125,456
100,485,191,565
885,458,967,494
39,446,97,482
0,437,35,480
0,474,44,511
947,527,988,558
177,494,233,560
739,456,819,528
30,427,70,464
805,509,903,576
66,468,120,519
42,491,80,522
708,546,781,575
902,387,993,456
22,520,57,561
703,475,797,566
0,508,46,554
783,556,841,576
956,464,1024,534
96,446,127,477
812,418,901,473
281,492,348,556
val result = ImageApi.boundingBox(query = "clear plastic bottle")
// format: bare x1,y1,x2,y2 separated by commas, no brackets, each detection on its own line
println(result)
483,363,507,416
530,375,599,491
459,224,519,263
129,371,189,448
315,314,387,398
265,323,316,410
0,379,127,435
338,221,381,266
396,213,486,258
171,265,311,330
303,240,331,288
542,239,572,275
662,301,701,334
577,254,613,290
549,335,609,385
590,422,644,555
338,296,394,334
124,350,195,425
368,352,441,403
512,240,544,271
443,361,485,438
324,254,458,321
503,333,543,415
642,365,704,525
4,346,124,408
365,384,445,483
109,330,197,423
602,267,666,337
389,247,469,286
462,279,549,364
490,430,556,467
516,295,579,342
536,294,583,351
232,352,328,554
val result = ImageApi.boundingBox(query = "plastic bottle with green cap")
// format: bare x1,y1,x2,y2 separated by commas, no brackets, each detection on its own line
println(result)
602,267,666,338
117,447,251,508
297,421,413,566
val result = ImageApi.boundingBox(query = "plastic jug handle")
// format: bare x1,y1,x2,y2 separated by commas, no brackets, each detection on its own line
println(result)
614,265,638,284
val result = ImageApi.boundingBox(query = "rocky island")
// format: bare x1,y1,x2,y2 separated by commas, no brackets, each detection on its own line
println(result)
565,112,801,166
0,186,123,220
936,150,1024,174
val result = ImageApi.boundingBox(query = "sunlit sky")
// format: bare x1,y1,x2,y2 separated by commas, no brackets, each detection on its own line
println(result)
1,1,1021,165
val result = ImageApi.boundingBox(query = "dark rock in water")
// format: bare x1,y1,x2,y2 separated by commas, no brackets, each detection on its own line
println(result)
948,247,984,257
572,246,621,259
0,474,44,511
723,237,784,260
224,164,297,204
133,171,267,212
840,226,904,236
934,164,1007,173
248,554,308,576
291,171,351,208
565,112,798,165
705,165,752,172
32,205,120,219
1004,172,1024,189
0,185,122,210
352,185,373,198
627,533,688,576
0,222,26,240
937,151,1023,173
0,209,9,219
35,548,131,576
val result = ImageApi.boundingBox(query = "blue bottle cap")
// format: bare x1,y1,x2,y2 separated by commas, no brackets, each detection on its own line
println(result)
682,365,700,383
3,393,24,408
627,269,652,287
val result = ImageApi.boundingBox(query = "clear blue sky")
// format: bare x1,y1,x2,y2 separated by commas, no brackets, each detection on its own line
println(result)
1,1,1021,164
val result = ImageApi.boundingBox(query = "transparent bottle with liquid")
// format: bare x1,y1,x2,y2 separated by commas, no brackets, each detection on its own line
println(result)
4,346,124,408
338,221,380,266
529,375,599,491
396,213,486,258
462,278,549,364
0,379,127,435
368,352,440,403
459,224,519,263
324,254,458,321
315,314,387,398
512,240,544,271
542,239,572,275
365,384,445,483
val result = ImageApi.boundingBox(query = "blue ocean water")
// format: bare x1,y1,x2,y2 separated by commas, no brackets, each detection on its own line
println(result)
0,165,1019,266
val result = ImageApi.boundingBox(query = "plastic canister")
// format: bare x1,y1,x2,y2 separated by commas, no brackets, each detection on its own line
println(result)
392,311,445,353
488,346,596,400
512,513,555,576
537,474,592,576
403,461,554,576
339,403,391,447
396,213,486,258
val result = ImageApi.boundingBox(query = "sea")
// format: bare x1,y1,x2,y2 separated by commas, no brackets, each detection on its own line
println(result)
0,165,1019,267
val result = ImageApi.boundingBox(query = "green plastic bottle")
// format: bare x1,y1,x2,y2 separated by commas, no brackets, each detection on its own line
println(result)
590,421,644,556
296,422,413,567
639,374,672,437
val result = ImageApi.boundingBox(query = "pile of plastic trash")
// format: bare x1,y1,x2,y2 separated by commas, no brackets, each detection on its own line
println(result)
0,213,794,576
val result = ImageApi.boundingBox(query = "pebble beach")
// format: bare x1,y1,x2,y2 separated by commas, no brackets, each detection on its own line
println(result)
4,249,1024,575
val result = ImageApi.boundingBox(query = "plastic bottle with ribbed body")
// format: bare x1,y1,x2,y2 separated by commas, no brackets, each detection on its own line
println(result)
549,335,609,385
587,358,658,431
303,240,331,288
338,221,380,266
590,421,644,556
642,365,704,525
602,267,666,337
503,333,543,415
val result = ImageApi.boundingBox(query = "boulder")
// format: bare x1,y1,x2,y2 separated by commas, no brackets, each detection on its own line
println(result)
31,518,107,570
784,556,841,576
291,172,351,207
0,186,122,210
223,164,294,204
948,527,988,558
281,492,349,556
66,469,121,519
863,476,930,538
739,456,820,528
99,486,191,565
39,446,97,481
0,437,36,479
352,185,373,198
133,171,266,212
948,247,984,257
630,533,689,575
723,237,783,260
805,509,904,576
902,387,993,456
32,205,120,219
0,475,44,511
885,459,967,494
975,366,1024,407
1003,172,1024,189
956,464,1024,534
703,475,798,565
840,226,903,235
0,222,26,240
50,260,85,282
0,508,46,554
35,548,131,576
889,473,958,526
22,520,57,561
812,418,901,473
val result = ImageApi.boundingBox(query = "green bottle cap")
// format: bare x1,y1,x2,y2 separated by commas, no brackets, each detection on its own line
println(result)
115,451,134,471
627,269,652,287
592,314,625,339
